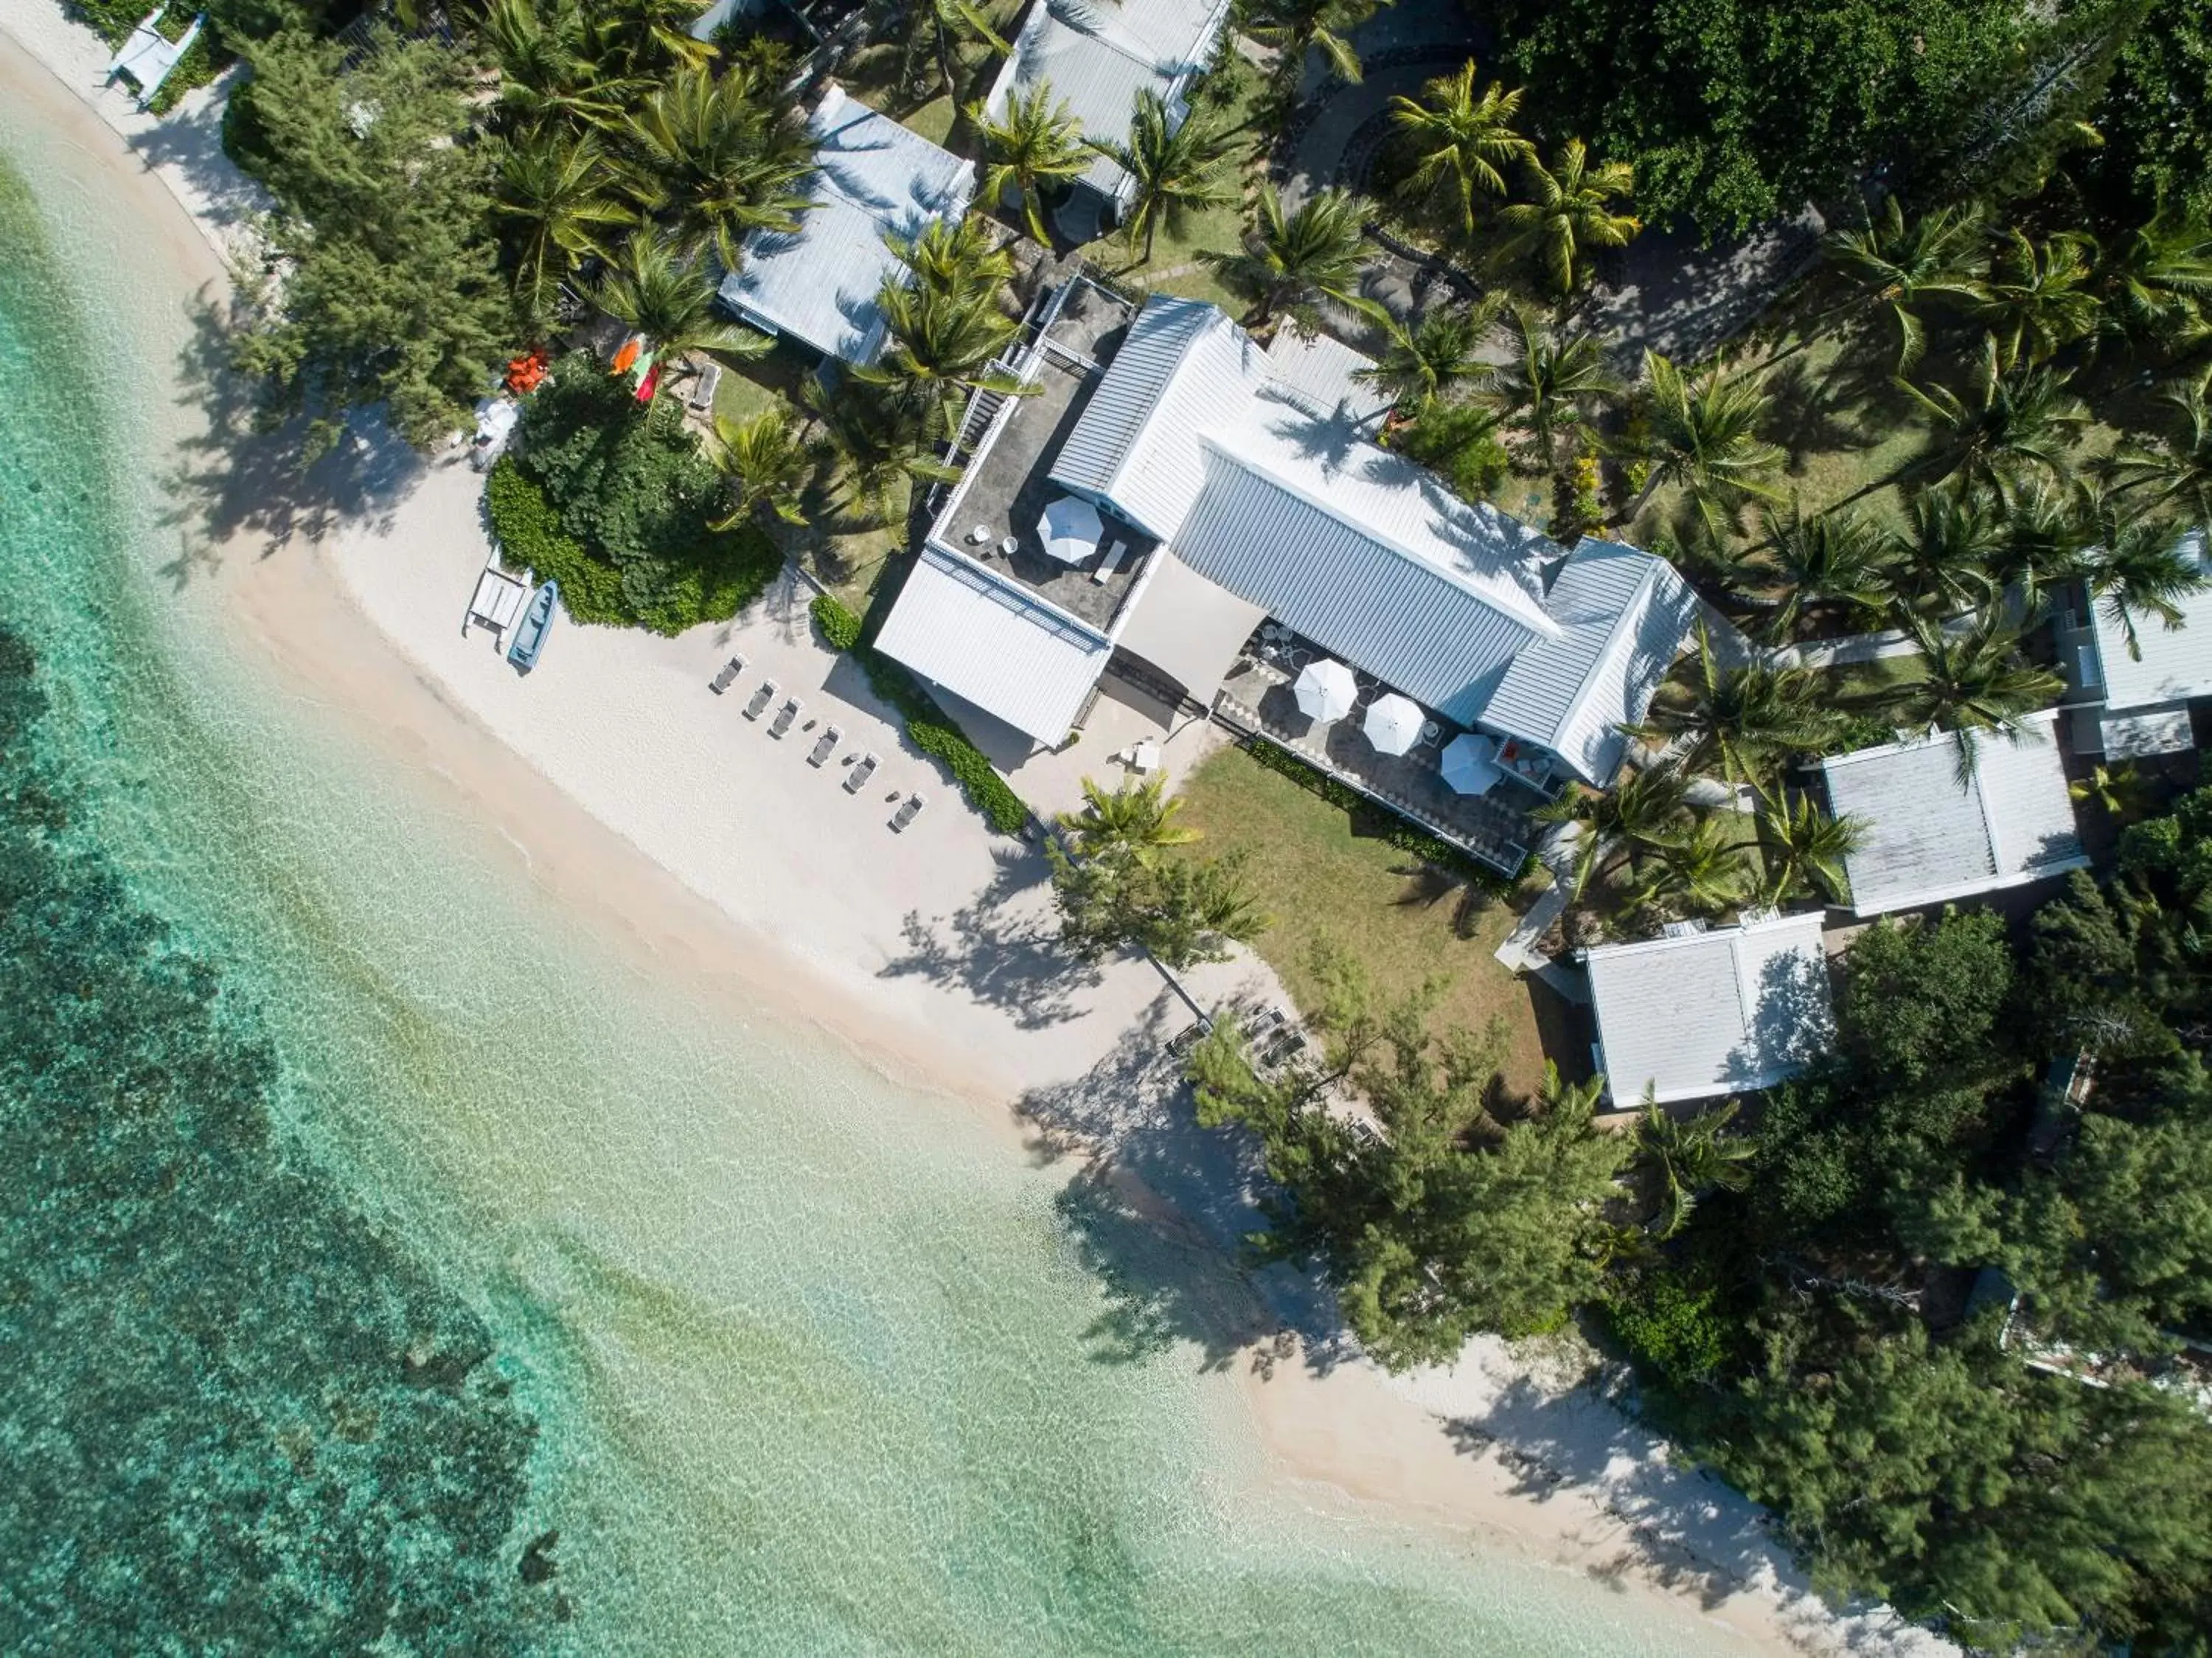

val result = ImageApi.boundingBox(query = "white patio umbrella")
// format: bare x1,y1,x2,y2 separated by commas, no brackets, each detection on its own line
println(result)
1037,494,1104,563
1439,732,1502,796
1363,693,1425,756
1293,658,1357,723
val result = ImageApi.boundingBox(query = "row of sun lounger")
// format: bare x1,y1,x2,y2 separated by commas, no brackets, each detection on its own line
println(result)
712,654,923,830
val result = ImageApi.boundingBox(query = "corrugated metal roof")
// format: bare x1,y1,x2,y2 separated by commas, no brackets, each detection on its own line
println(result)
1481,540,1699,784
1585,914,1834,1105
873,545,1110,743
717,86,975,366
1172,447,1543,724
2087,528,2212,711
985,0,1229,204
1820,710,2087,915
1264,327,1394,423
1049,296,1221,502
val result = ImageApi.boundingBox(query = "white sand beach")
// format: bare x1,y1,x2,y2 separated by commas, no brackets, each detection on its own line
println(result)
0,10,1951,1652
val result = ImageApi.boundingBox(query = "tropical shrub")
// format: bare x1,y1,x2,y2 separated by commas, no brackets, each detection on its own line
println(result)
809,592,863,651
485,457,627,625
1605,1269,1730,1388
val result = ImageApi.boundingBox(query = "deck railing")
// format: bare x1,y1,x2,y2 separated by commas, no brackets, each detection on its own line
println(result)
1212,692,1530,875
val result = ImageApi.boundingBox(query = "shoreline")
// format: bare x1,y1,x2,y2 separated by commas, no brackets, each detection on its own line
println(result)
0,13,1947,1654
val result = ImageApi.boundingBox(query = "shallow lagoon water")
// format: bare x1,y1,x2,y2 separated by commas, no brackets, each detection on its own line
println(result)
0,89,1741,1655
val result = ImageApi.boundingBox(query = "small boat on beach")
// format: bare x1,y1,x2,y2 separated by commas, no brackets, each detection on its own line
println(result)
507,580,559,672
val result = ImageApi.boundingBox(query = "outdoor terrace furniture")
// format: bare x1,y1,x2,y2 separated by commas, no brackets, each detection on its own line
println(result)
1091,539,1128,585
709,655,745,694
687,361,722,413
770,696,803,738
844,751,880,794
744,679,780,720
807,724,843,767
891,792,926,832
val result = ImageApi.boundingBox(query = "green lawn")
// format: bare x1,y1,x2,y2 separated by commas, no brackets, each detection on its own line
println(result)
1174,743,1560,1097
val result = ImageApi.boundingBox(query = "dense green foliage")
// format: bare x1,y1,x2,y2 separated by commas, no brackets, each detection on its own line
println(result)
506,358,780,634
1191,956,1626,1365
1047,776,1267,971
1489,0,2088,236
226,26,511,457
810,592,1032,836
0,625,563,1645
485,456,629,624
2073,0,2212,223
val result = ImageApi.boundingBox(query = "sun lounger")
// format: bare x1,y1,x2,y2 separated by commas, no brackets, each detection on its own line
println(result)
687,361,723,413
744,679,779,720
844,751,880,794
890,792,926,832
808,724,843,767
770,696,802,738
709,654,745,694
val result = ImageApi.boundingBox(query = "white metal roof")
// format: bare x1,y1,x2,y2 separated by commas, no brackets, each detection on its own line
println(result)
1820,710,2089,915
2084,528,2212,711
1585,912,1834,1106
984,0,1231,204
717,86,975,366
872,546,1110,743
1264,327,1394,424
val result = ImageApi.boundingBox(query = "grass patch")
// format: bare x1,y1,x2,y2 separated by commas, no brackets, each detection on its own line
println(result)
1175,743,1554,1096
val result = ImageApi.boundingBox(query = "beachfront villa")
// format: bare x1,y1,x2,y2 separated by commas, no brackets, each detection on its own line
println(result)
717,83,976,368
1818,709,2090,916
1582,911,1834,1105
872,280,1703,873
981,0,1233,240
2057,526,2212,760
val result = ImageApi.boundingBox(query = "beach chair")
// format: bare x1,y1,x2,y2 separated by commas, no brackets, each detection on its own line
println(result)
844,752,880,794
770,697,802,738
709,655,745,694
808,724,843,767
744,679,779,720
891,793,926,832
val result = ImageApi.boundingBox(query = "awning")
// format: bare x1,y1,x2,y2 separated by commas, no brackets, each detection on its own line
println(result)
1110,550,1267,705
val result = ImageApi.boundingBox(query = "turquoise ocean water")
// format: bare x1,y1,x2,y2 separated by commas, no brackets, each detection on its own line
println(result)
0,95,1745,1655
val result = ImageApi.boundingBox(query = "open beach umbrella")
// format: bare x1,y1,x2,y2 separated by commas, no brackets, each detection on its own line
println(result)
1037,495,1105,564
1363,693,1425,756
1440,732,1502,796
1293,658,1357,723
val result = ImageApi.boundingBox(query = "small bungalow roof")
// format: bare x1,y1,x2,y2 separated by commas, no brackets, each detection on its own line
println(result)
2085,529,2212,712
717,86,975,367
872,545,1110,743
1820,711,2089,915
1585,913,1834,1106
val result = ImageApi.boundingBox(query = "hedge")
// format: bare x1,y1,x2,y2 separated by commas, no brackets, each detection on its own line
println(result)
485,457,627,623
810,593,1032,837
1235,735,1528,890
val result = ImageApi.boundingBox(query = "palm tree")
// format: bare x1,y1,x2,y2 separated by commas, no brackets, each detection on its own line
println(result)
1874,610,2064,749
709,409,812,528
1388,60,1532,235
596,0,718,77
1058,774,1200,862
1199,184,1372,337
1629,350,1787,538
493,131,636,325
899,0,1010,101
1877,482,2003,620
1751,499,1893,640
482,0,641,136
595,232,766,360
2070,761,2154,823
1623,819,1753,920
1812,198,1990,370
1239,0,1379,89
803,375,960,521
1533,760,1697,899
1493,139,1639,294
1896,334,2088,500
1088,90,1239,266
2093,220,2212,361
1984,476,2093,611
1354,303,1495,412
1484,306,1620,466
625,64,818,271
968,82,1088,244
863,276,1026,420
1627,623,1835,786
2070,479,2208,659
888,214,1015,299
1636,1097,1757,1238
1753,789,1863,906
1978,227,2101,367
2108,368,2212,526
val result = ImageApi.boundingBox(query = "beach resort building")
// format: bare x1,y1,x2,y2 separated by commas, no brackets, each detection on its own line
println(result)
872,280,1703,873
717,84,975,368
981,0,1233,238
1818,710,2090,916
2058,527,2212,760
1582,912,1834,1105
